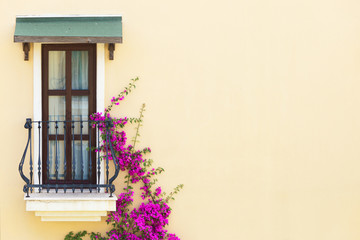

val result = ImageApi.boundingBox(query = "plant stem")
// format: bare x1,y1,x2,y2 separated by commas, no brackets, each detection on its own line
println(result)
131,103,145,150
126,103,145,188
105,77,139,114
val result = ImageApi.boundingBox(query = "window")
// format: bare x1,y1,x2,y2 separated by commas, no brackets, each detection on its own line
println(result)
41,44,96,185
15,14,123,221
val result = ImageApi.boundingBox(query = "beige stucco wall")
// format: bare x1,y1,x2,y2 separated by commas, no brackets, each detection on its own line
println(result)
2,0,360,239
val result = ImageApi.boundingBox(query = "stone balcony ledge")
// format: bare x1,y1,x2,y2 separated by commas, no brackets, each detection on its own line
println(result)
25,192,117,221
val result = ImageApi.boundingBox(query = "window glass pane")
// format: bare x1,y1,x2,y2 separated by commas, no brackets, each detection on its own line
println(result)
49,140,65,180
49,96,66,134
72,140,89,180
49,51,66,90
72,96,89,134
72,51,88,90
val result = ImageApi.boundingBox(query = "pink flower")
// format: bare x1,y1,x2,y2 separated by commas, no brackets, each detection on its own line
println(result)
155,187,161,196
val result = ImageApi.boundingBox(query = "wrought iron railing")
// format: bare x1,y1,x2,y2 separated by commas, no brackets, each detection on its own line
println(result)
19,118,120,197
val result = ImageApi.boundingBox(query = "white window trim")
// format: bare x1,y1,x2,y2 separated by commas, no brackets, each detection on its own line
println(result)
33,43,105,192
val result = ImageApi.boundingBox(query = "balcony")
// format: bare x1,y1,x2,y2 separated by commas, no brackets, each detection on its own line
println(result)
19,118,120,221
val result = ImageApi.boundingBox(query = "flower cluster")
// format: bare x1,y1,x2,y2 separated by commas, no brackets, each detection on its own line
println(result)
89,113,146,184
105,195,176,240
130,201,171,238
66,78,183,240
106,190,134,227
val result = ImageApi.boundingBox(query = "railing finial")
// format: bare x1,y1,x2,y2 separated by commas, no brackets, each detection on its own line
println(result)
106,119,113,129
24,118,32,129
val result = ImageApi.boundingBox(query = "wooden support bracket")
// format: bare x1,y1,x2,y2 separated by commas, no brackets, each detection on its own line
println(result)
23,42,30,61
108,43,115,60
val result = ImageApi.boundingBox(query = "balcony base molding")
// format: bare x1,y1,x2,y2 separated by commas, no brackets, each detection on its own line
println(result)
25,193,116,221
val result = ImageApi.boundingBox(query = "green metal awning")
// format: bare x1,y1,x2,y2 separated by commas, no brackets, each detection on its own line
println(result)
14,15,122,43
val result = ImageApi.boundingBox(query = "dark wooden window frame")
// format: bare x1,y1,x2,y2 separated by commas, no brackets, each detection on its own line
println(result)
42,44,97,185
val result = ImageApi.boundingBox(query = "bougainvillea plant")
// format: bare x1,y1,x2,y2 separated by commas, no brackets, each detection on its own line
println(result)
65,78,183,240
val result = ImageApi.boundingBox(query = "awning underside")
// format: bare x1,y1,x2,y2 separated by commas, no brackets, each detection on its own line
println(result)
14,16,122,43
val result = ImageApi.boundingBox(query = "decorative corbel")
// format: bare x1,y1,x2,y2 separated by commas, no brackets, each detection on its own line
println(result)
23,42,30,61
108,43,115,60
